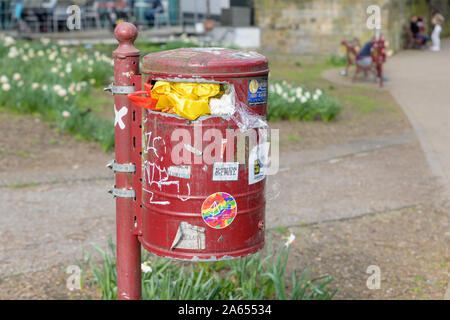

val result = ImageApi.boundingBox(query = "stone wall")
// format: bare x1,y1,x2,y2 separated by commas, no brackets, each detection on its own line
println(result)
254,0,449,54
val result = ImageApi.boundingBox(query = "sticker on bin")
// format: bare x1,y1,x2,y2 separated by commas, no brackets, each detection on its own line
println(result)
212,162,239,181
168,165,191,179
247,78,268,106
170,222,205,250
201,192,237,229
249,142,270,185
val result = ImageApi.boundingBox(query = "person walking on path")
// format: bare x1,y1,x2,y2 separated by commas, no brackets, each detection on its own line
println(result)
431,11,445,51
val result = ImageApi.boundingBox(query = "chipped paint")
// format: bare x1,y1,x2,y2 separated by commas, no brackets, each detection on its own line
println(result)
122,71,135,78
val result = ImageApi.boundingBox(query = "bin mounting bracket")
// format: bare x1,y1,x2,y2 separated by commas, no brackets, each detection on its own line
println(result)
108,188,136,199
104,83,135,95
106,160,136,173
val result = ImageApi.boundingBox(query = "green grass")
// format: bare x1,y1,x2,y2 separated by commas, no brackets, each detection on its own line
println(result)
77,87,114,120
342,95,378,114
16,149,32,158
9,182,39,189
268,54,344,88
273,226,289,234
87,238,336,300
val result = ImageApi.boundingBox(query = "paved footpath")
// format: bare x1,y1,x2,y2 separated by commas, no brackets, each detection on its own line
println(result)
322,40,450,210
385,40,450,206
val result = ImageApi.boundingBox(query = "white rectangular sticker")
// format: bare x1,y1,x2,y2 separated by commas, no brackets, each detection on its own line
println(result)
213,162,239,181
249,142,270,185
168,165,191,179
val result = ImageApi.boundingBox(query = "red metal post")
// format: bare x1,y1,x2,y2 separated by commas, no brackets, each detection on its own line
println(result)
112,22,141,300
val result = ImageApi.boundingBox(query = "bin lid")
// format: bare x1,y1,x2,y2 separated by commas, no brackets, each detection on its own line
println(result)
142,47,268,77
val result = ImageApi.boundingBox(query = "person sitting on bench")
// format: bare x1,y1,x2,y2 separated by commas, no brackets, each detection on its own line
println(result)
357,38,387,81
410,16,430,48
357,39,373,68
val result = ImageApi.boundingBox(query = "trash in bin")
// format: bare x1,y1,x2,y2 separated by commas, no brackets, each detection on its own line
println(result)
127,83,161,110
129,81,239,121
209,83,235,116
150,81,220,120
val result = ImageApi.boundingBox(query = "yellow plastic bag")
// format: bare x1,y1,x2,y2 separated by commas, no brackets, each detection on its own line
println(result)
151,81,221,120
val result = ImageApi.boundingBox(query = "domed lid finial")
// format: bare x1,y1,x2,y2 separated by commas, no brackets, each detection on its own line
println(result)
113,22,139,58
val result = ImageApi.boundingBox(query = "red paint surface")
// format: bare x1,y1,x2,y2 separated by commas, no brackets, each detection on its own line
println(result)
141,48,268,77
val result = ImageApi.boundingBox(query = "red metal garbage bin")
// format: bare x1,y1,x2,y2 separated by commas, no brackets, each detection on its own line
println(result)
139,48,269,261
110,23,270,299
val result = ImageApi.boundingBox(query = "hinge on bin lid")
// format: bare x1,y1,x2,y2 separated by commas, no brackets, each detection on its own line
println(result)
108,188,136,199
103,83,135,95
106,160,136,173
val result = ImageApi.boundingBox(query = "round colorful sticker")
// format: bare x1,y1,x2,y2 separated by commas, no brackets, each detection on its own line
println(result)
201,192,237,229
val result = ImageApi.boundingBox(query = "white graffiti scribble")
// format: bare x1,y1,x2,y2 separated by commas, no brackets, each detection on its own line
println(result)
114,105,128,130
142,130,191,205
177,183,191,201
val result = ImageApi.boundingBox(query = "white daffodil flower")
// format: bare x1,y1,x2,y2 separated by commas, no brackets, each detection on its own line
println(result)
2,83,11,91
4,36,15,47
58,89,67,97
284,233,296,247
141,262,152,273
62,110,70,118
41,38,51,46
